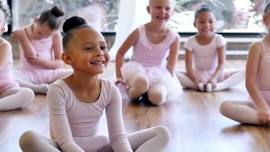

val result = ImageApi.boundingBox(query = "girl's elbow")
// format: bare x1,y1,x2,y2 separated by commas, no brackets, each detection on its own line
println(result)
245,79,255,90
25,56,35,62
218,62,225,68
116,52,124,60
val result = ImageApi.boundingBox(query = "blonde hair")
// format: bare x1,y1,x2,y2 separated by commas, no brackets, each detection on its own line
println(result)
149,0,175,7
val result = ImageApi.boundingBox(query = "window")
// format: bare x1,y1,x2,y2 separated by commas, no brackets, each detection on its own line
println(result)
171,0,265,33
11,0,265,34
12,0,119,31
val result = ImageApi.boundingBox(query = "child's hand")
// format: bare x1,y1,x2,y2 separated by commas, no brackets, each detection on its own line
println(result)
27,58,50,68
257,107,270,125
27,57,40,65
115,77,125,85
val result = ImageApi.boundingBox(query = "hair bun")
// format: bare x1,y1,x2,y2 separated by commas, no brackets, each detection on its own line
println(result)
200,4,211,9
51,6,64,17
62,16,87,34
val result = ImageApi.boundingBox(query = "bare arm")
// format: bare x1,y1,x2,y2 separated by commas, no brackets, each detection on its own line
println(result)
246,42,268,110
0,39,10,69
12,29,37,58
115,29,139,80
45,32,64,68
208,45,225,87
167,35,180,75
185,49,199,85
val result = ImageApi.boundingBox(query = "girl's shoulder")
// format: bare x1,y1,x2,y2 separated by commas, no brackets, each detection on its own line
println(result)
13,25,30,33
167,28,180,41
248,40,265,55
250,40,263,47
214,33,226,41
167,27,179,35
214,33,224,38
12,25,30,39
185,35,196,43
48,79,67,92
0,38,11,56
0,38,12,51
100,78,118,91
214,33,226,46
246,41,265,67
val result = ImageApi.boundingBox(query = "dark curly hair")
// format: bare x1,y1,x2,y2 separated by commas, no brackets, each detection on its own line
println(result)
194,5,213,21
62,16,89,50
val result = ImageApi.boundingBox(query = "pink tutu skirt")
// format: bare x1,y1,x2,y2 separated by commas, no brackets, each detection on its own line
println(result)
0,73,19,93
19,68,69,84
0,80,19,93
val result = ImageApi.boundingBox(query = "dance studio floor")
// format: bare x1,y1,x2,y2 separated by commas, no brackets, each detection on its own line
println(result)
2,60,270,152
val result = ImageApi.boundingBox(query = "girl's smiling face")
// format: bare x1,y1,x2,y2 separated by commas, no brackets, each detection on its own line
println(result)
63,27,109,75
148,0,174,24
194,11,216,35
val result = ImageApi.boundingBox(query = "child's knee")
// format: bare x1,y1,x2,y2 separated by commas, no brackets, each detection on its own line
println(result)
19,131,38,150
148,92,166,105
133,75,149,91
220,102,232,115
154,126,171,145
21,88,35,106
148,85,167,105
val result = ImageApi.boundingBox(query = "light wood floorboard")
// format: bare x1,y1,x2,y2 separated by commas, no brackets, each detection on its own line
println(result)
2,60,270,152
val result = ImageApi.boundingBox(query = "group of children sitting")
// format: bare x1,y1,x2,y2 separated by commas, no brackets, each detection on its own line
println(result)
0,0,269,151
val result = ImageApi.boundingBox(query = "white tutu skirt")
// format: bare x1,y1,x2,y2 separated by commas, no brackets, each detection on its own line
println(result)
121,61,183,100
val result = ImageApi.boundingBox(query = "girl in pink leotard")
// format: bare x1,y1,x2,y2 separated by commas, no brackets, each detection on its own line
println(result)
19,16,170,152
0,1,34,111
220,2,270,126
12,6,71,94
177,5,244,92
116,0,182,106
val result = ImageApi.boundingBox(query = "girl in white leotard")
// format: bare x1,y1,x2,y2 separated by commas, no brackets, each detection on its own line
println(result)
177,5,244,92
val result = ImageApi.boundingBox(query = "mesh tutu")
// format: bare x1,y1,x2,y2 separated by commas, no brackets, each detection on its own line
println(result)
121,61,183,101
0,73,19,93
0,80,19,93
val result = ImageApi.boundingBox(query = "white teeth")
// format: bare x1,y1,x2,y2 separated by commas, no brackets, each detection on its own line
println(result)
90,61,103,65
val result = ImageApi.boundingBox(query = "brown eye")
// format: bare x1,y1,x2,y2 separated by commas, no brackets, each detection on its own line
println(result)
100,46,107,51
84,47,93,51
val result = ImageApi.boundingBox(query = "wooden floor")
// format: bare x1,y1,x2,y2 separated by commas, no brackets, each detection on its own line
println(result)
2,60,270,152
